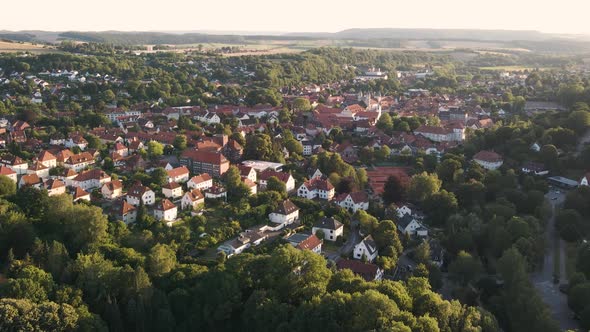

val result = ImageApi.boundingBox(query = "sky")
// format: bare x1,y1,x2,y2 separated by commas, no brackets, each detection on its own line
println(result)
4,0,590,35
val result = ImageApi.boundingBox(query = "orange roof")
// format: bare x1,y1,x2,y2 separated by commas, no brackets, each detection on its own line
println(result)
156,199,176,211
297,234,322,251
37,150,56,162
167,166,189,178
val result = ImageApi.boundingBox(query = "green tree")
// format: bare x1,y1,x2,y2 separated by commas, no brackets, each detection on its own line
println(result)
147,244,177,277
147,141,164,160
173,135,187,151
382,174,406,205
407,172,441,203
0,175,16,197
266,176,287,196
448,251,482,285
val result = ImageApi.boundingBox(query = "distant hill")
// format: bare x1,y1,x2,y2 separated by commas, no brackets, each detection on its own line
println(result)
287,28,554,41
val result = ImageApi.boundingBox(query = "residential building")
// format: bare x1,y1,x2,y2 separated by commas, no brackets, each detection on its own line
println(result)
336,259,383,281
64,152,95,172
312,217,343,242
27,161,49,178
473,150,503,170
181,189,205,210
334,191,369,212
167,166,190,183
286,233,322,254
268,199,300,227
43,179,66,196
162,182,183,199
101,180,123,200
353,235,378,262
19,174,42,189
37,150,57,168
258,170,295,192
72,169,111,191
297,178,335,201
126,183,155,206
187,173,213,190
72,186,91,202
180,150,230,177
154,199,178,222
111,199,137,224
397,214,428,237
0,166,17,182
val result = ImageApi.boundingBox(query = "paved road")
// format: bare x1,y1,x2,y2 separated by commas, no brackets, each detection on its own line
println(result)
326,220,360,262
531,190,579,331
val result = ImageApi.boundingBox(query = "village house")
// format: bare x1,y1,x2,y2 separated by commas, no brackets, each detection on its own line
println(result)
64,152,95,172
237,165,257,182
353,235,379,262
167,166,190,183
334,191,369,212
126,183,156,206
217,230,267,257
0,166,17,183
27,161,49,178
0,155,28,175
187,173,213,191
19,173,42,189
111,199,137,224
154,199,178,223
204,185,227,200
37,150,57,168
286,233,322,254
258,169,296,192
43,179,66,196
72,186,91,202
312,217,343,242
162,182,183,199
181,188,205,210
336,259,384,281
111,142,129,157
397,214,428,237
72,169,111,191
268,199,300,227
297,178,335,201
101,180,123,200
473,150,503,170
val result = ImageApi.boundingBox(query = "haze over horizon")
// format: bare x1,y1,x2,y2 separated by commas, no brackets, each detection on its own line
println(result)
4,0,590,35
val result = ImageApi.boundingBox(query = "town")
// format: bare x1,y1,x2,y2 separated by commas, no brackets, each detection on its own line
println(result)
1,31,590,331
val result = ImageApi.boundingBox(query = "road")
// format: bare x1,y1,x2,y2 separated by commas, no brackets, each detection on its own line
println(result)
325,220,361,262
531,190,579,331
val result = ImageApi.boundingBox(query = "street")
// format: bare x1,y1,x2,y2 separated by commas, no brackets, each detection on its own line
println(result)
531,189,579,331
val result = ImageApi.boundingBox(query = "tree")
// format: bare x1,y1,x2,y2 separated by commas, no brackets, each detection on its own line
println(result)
540,144,558,169
556,209,586,242
448,251,482,285
382,175,406,204
435,159,462,184
292,97,311,111
147,141,164,160
377,113,393,132
414,240,431,265
147,244,177,276
407,172,441,203
173,135,187,151
151,167,169,187
423,190,458,226
223,166,251,203
567,110,590,133
266,176,287,196
0,175,16,197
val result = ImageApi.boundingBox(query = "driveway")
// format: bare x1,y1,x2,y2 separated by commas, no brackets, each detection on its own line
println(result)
531,190,578,330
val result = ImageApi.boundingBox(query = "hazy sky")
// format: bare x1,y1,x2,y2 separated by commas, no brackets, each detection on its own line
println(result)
4,0,590,34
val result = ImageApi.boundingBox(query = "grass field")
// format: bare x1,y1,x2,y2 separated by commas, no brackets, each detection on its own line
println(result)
478,65,554,71
0,40,57,53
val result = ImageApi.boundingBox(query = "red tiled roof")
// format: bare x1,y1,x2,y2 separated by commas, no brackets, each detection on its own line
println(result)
167,166,189,178
297,234,322,251
156,199,176,211
474,150,502,163
189,173,212,184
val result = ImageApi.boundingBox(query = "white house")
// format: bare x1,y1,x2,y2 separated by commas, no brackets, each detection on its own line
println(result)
353,235,378,262
37,150,57,169
64,152,95,172
237,165,257,182
258,170,296,192
167,166,190,183
43,179,66,196
27,162,50,179
126,183,155,206
181,189,205,210
396,205,412,218
162,182,183,199
312,217,343,242
187,173,213,191
397,214,428,237
112,199,137,224
268,199,300,227
334,191,369,212
19,174,42,189
72,169,111,191
101,180,123,200
297,178,335,201
581,172,590,186
0,155,28,175
473,150,503,170
153,199,178,222
0,166,17,183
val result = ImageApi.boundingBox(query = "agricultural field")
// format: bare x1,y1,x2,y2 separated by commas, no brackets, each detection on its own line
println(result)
0,40,57,53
